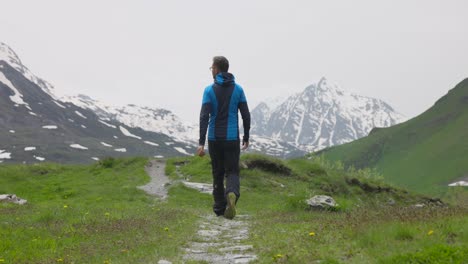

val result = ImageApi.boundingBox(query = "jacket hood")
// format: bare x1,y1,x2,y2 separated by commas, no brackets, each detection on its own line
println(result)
214,72,235,86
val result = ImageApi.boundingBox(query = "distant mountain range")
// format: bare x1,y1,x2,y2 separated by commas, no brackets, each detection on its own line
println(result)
1,41,406,163
61,94,307,158
251,77,405,152
61,94,198,144
320,78,468,194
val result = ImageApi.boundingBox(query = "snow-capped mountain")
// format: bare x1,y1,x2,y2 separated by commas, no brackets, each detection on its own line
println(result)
0,43,56,98
251,77,405,152
0,42,195,164
61,94,197,144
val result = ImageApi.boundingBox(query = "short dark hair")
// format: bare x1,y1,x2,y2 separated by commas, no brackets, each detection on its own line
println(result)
212,56,229,72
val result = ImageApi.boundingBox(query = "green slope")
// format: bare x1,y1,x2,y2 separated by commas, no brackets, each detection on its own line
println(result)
321,78,468,194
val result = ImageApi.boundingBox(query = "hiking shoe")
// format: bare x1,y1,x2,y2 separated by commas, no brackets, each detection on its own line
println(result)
224,192,237,219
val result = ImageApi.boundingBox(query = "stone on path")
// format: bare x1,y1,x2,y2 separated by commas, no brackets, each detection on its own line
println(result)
182,181,213,194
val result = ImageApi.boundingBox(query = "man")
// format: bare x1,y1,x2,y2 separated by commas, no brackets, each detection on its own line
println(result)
197,56,251,220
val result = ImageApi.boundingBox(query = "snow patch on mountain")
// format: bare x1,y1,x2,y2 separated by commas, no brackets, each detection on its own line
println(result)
114,148,127,152
99,120,116,128
0,150,12,159
174,147,191,156
0,71,31,108
34,156,45,161
70,144,88,150
75,111,87,119
144,141,159,146
54,101,67,109
119,126,142,140
100,142,113,147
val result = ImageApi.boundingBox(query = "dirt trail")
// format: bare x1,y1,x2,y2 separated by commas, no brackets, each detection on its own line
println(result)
142,159,257,263
138,159,170,200
183,214,257,263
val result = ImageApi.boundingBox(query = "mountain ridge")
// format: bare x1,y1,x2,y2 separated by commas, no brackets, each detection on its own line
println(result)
0,43,195,164
251,77,404,152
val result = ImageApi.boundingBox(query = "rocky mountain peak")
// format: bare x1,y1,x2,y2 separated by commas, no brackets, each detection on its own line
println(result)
251,78,405,152
0,42,56,98
0,42,22,68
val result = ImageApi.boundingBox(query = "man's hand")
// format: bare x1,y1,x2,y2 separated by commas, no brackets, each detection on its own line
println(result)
242,141,249,150
196,145,205,157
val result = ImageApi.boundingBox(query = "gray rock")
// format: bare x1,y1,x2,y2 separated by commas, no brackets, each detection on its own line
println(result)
0,194,27,205
306,195,338,209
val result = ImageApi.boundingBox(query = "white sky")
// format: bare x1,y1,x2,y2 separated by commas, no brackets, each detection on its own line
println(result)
1,0,467,123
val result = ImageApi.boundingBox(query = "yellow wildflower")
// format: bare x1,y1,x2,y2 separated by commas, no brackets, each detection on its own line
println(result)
309,232,316,236
428,230,434,236
63,205,68,209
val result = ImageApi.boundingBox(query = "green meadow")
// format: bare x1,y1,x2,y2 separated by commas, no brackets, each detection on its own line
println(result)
1,156,466,263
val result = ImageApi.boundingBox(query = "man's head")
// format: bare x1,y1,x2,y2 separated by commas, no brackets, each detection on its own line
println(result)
211,56,229,78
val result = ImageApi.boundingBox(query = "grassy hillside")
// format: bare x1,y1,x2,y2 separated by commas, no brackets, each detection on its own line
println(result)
320,78,468,194
1,156,467,263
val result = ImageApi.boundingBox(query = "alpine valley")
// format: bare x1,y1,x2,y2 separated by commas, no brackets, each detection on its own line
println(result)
1,42,403,163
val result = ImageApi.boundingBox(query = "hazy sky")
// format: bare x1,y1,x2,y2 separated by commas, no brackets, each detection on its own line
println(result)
1,0,467,122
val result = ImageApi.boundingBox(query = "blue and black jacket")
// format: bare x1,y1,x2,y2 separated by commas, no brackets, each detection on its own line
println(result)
199,72,250,146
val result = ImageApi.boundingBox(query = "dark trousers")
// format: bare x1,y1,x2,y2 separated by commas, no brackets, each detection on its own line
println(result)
208,140,240,216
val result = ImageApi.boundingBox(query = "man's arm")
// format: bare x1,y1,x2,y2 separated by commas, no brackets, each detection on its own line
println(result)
198,87,212,156
199,103,211,147
238,87,250,150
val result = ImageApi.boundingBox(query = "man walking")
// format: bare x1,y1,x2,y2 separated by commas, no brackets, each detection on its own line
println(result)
197,56,251,220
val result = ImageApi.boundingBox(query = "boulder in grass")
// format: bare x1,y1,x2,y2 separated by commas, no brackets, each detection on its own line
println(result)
306,195,338,209
0,194,28,205
448,181,468,187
